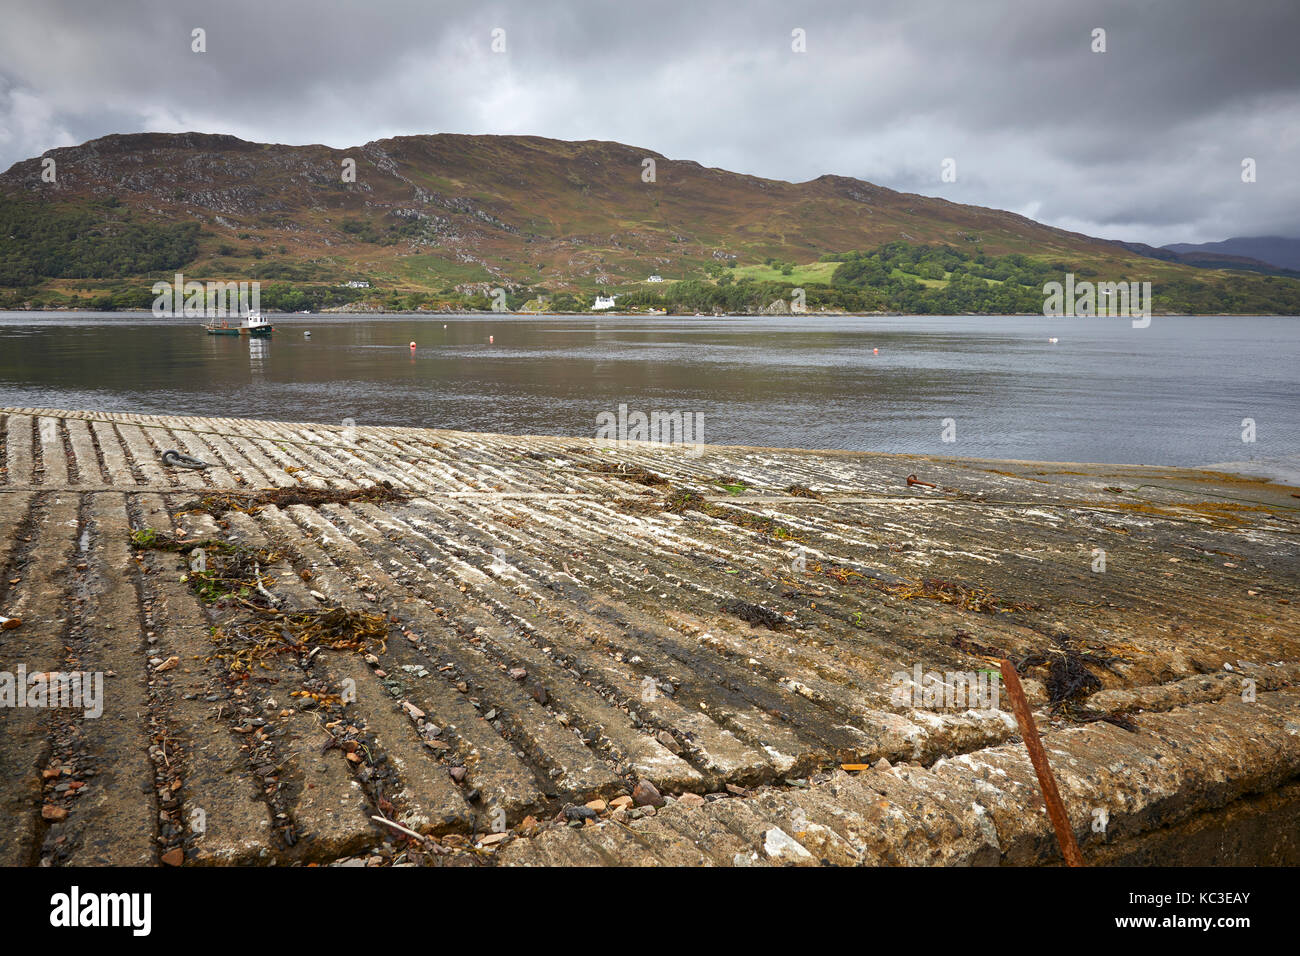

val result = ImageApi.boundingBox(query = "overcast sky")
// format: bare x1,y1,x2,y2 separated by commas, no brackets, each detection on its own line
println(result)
1,0,1296,245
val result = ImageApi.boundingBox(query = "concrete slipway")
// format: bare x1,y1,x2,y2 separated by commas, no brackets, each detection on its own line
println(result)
0,407,1296,867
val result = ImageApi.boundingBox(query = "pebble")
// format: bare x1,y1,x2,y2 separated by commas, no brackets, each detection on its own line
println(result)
655,730,683,754
632,779,665,807
563,805,598,823
401,701,425,720
763,826,814,863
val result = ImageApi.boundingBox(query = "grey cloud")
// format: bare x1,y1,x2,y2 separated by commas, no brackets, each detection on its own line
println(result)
0,0,1296,245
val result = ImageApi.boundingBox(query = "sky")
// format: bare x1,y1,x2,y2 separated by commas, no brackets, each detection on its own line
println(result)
1,0,1296,246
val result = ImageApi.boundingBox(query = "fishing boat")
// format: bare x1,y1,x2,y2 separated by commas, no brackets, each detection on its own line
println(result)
204,311,273,337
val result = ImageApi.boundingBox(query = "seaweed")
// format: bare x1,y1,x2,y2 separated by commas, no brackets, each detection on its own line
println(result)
878,577,1039,614
208,606,390,675
785,484,821,499
721,600,789,630
659,486,802,540
950,629,1135,729
132,529,276,603
133,527,391,675
713,476,749,495
588,462,670,486
663,488,709,514
173,480,407,519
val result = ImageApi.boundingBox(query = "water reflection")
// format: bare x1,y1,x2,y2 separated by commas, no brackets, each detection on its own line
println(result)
249,337,268,377
0,313,1295,467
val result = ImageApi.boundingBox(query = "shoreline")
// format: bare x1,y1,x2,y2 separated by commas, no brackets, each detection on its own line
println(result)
1,406,1297,866
2,307,1293,318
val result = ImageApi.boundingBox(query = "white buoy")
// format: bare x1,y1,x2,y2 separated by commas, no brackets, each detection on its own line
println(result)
410,341,417,350
489,335,494,344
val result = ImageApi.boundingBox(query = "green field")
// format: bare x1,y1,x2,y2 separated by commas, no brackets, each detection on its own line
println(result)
731,261,841,284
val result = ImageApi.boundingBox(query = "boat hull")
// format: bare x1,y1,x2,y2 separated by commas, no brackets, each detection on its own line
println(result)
204,326,273,336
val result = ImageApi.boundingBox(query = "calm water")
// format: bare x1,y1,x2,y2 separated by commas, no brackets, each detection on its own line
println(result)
0,312,1296,469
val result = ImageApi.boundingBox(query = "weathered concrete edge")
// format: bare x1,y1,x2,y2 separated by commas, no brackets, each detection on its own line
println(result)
499,687,1300,866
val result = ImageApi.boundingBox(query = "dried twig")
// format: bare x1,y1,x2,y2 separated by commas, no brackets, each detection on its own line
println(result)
370,814,426,842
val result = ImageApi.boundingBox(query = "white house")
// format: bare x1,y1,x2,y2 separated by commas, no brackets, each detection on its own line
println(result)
344,280,371,289
592,294,620,310
647,275,663,283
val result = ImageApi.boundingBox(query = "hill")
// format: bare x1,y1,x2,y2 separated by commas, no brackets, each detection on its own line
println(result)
1,132,1298,314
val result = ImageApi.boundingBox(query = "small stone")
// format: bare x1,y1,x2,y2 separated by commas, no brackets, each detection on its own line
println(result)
42,805,68,822
155,656,179,672
161,847,184,866
655,730,683,754
632,779,665,808
450,766,466,783
874,758,892,771
608,795,634,811
401,701,425,720
763,827,815,865
676,792,706,807
584,799,607,813
508,667,527,680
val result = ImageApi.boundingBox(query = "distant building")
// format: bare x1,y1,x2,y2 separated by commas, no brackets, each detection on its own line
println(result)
344,280,371,289
592,294,620,310
647,274,663,283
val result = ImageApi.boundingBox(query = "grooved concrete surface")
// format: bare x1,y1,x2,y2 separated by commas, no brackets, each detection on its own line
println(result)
0,407,1297,866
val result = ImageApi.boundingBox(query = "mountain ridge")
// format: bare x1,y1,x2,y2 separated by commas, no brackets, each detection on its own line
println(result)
1161,236,1300,273
2,131,1298,314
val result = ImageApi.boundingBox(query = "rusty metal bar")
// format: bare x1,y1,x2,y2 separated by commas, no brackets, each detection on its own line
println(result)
999,658,1084,867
